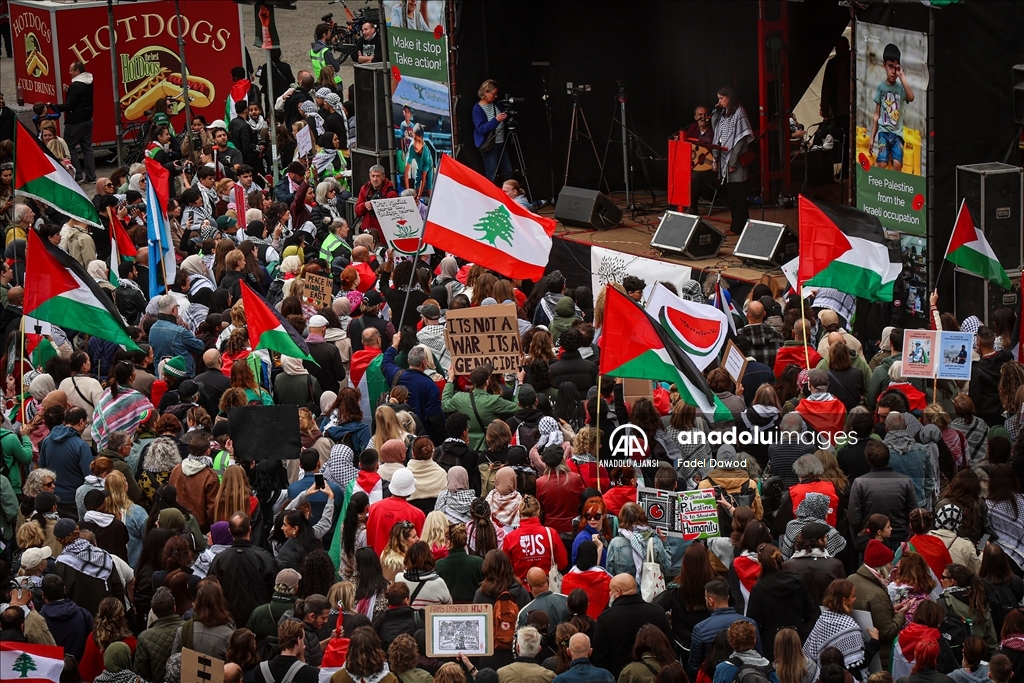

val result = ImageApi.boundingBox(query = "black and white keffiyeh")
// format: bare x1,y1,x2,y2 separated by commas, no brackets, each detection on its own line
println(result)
803,609,866,668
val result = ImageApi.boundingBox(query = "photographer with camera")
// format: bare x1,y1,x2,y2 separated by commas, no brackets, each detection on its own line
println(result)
473,79,511,184
180,116,214,166
355,164,397,244
311,23,343,85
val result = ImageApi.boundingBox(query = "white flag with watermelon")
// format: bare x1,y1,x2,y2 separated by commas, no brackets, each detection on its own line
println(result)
1,641,65,683
943,199,1011,289
14,120,100,227
350,349,388,424
646,282,729,371
423,155,555,281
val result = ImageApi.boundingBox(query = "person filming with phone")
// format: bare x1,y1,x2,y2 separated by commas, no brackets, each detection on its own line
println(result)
287,448,344,530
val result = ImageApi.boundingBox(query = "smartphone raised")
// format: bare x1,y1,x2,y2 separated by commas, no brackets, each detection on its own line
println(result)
314,473,325,491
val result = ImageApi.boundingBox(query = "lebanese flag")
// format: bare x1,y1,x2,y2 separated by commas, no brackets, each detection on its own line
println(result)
24,228,139,351
944,199,1012,289
423,155,555,280
1,640,65,683
350,348,386,424
797,196,902,302
239,281,314,362
645,282,728,371
107,208,137,287
14,120,100,227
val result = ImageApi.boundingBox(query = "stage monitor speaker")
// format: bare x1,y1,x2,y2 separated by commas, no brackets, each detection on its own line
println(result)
953,268,1021,327
354,63,391,153
350,148,396,198
1014,64,1024,124
554,186,622,230
651,211,724,260
956,162,1023,272
733,220,798,268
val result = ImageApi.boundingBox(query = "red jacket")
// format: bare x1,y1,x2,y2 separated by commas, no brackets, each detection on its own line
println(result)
354,178,398,238
790,479,839,526
502,517,568,583
560,566,612,619
774,344,822,379
566,459,611,493
366,496,425,556
602,486,637,516
536,471,586,534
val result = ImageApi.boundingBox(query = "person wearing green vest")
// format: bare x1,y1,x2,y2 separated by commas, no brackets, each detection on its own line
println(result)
319,218,352,266
310,23,342,85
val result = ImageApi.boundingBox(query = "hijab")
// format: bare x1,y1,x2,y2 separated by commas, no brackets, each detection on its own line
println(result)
321,444,357,488
29,374,56,402
158,507,186,532
87,260,109,281
128,174,145,193
103,641,134,673
380,439,406,464
209,521,233,546
447,466,470,492
281,355,308,376
181,255,210,278
486,468,521,528
319,391,337,416
440,257,459,279
41,389,68,411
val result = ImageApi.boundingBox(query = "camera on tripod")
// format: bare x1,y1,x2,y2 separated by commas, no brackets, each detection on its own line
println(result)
566,82,591,96
499,94,524,128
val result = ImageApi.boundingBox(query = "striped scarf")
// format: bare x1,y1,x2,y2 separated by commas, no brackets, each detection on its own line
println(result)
91,385,153,449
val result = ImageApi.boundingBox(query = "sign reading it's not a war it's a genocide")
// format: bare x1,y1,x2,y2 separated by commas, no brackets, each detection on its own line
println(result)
443,303,521,375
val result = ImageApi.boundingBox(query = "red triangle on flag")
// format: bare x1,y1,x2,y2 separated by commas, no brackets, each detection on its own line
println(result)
14,121,58,189
24,228,79,314
946,200,977,256
598,286,666,375
145,157,170,213
797,195,853,285
110,210,138,258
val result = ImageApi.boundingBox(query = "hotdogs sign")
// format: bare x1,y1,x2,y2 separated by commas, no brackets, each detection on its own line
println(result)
10,0,243,145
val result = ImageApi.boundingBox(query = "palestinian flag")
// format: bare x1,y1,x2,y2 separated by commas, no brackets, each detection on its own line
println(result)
239,281,314,362
1,641,65,683
712,278,738,337
645,282,727,372
423,155,555,281
145,158,175,295
107,208,137,287
797,195,901,302
28,333,58,369
24,228,139,351
943,199,1011,289
330,468,384,567
600,286,730,422
13,120,100,227
227,78,254,123
350,348,387,424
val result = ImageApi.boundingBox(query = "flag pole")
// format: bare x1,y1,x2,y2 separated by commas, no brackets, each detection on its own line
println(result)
799,288,811,371
397,235,426,329
594,374,602,490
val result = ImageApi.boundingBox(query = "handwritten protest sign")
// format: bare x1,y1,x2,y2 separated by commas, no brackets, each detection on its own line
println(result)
296,124,313,158
443,303,521,375
370,196,434,256
639,486,719,540
301,272,333,309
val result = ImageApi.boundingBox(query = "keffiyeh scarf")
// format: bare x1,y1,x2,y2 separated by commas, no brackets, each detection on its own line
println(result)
322,444,358,488
57,538,113,581
804,610,866,668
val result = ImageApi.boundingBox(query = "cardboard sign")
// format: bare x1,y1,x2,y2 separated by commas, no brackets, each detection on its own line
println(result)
181,649,224,683
371,196,433,256
443,303,521,375
425,604,493,657
227,406,302,460
638,486,720,540
721,339,748,385
936,331,974,381
301,272,333,310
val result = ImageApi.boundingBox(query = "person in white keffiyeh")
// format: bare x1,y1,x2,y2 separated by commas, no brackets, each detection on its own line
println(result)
712,85,753,235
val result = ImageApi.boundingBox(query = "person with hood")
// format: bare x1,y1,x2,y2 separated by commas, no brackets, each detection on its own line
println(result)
39,573,93,660
433,412,480,494
780,491,846,560
891,600,960,680
534,270,581,328
884,412,933,505
50,61,95,183
78,488,129,561
169,429,221,531
940,563,998,654
549,296,580,346
51,518,126,619
192,520,234,579
745,544,817,660
38,407,93,519
324,387,372,455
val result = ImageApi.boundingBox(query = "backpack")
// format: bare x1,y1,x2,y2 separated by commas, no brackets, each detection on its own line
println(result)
728,657,774,683
940,597,974,661
493,590,519,650
266,278,286,306
434,444,462,470
707,477,755,530
985,581,1021,633
510,420,540,450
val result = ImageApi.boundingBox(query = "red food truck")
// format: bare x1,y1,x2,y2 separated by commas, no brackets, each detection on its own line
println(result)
10,0,246,150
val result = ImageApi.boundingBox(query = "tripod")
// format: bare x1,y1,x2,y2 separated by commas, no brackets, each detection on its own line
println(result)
492,119,535,204
598,83,658,213
564,90,609,193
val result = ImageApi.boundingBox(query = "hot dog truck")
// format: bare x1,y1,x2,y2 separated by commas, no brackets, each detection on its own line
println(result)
11,0,246,150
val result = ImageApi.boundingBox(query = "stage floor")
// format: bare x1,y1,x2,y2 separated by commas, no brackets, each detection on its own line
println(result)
538,191,801,286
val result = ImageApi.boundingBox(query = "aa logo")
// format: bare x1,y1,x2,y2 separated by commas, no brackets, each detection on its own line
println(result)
609,424,649,460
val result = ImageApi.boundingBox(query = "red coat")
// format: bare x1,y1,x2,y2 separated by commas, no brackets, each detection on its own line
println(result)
567,459,611,493
502,517,568,583
790,479,839,526
366,496,426,556
536,471,586,534
80,635,137,683
354,178,398,239
774,344,822,379
561,566,612,619
602,485,637,516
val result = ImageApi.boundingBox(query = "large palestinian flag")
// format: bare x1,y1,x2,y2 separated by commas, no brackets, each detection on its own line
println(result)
14,120,100,227
350,348,387,424
645,282,728,372
600,286,730,421
24,228,139,351
797,195,901,302
239,281,314,362
943,199,1011,289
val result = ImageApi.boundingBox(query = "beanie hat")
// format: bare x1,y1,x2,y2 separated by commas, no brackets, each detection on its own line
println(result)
864,539,894,568
163,356,187,380
287,161,307,177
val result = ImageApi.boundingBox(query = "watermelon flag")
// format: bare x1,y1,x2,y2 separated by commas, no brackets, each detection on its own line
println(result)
943,199,1011,289
797,195,902,302
423,155,555,281
239,281,315,362
350,347,387,424
145,158,175,295
107,208,137,287
13,120,100,227
600,285,730,422
24,228,139,351
645,282,728,371
1,641,65,683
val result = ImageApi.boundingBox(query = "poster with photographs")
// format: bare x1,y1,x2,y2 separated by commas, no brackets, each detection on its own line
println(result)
855,23,929,236
425,605,493,657
899,234,928,321
384,1,445,33
901,329,937,379
936,332,974,381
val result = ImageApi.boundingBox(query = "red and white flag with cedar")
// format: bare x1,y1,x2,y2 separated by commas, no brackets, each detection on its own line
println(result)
1,641,65,682
943,199,1011,289
423,155,555,281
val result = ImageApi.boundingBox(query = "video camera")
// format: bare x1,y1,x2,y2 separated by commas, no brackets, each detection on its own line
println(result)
566,82,591,96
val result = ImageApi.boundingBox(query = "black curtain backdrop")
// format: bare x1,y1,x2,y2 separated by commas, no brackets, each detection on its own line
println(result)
453,1,849,198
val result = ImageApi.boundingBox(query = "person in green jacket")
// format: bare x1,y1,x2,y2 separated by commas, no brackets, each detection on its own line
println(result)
1,424,34,495
441,365,521,451
246,568,302,644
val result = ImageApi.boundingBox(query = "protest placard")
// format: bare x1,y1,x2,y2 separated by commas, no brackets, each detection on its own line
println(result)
936,331,974,381
296,124,313,158
301,272,333,310
443,303,521,375
425,604,493,658
638,487,719,540
181,649,224,683
721,339,748,385
901,329,938,379
371,196,434,256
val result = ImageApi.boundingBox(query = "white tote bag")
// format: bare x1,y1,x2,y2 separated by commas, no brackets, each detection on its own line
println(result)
640,536,666,602
546,527,563,594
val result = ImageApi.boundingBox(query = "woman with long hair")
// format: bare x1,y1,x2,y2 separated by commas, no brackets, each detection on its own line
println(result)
745,544,817,660
212,465,255,524
324,387,370,453
889,552,939,622
373,411,407,460
353,547,389,621
568,427,611,492
172,579,236,659
606,502,672,585
547,622,579,674
559,540,611,620
725,520,772,613
380,520,419,582
986,464,1024,574
893,600,960,679
773,628,817,683
654,543,715,649
79,597,137,682
941,563,998,653
802,579,880,673
553,381,586,433
387,633,432,683
466,496,503,557
92,360,154,448
618,624,677,683
230,361,273,406
339,491,370,582
419,511,450,561
276,492,333,570
472,549,529,608
524,329,556,367
332,626,399,683
395,541,452,609
937,469,991,546
298,550,337,600
707,506,757,572
775,364,802,407
901,640,956,683
132,527,174,618
697,631,733,683
224,628,260,681
907,508,954,580
406,437,447,515
101,470,148,566
981,544,1024,635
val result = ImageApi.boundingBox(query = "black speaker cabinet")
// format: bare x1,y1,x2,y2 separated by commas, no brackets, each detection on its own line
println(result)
651,211,724,260
1014,64,1024,125
956,163,1023,272
349,148,396,196
953,268,1022,327
733,220,798,268
554,186,622,230
354,63,391,153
